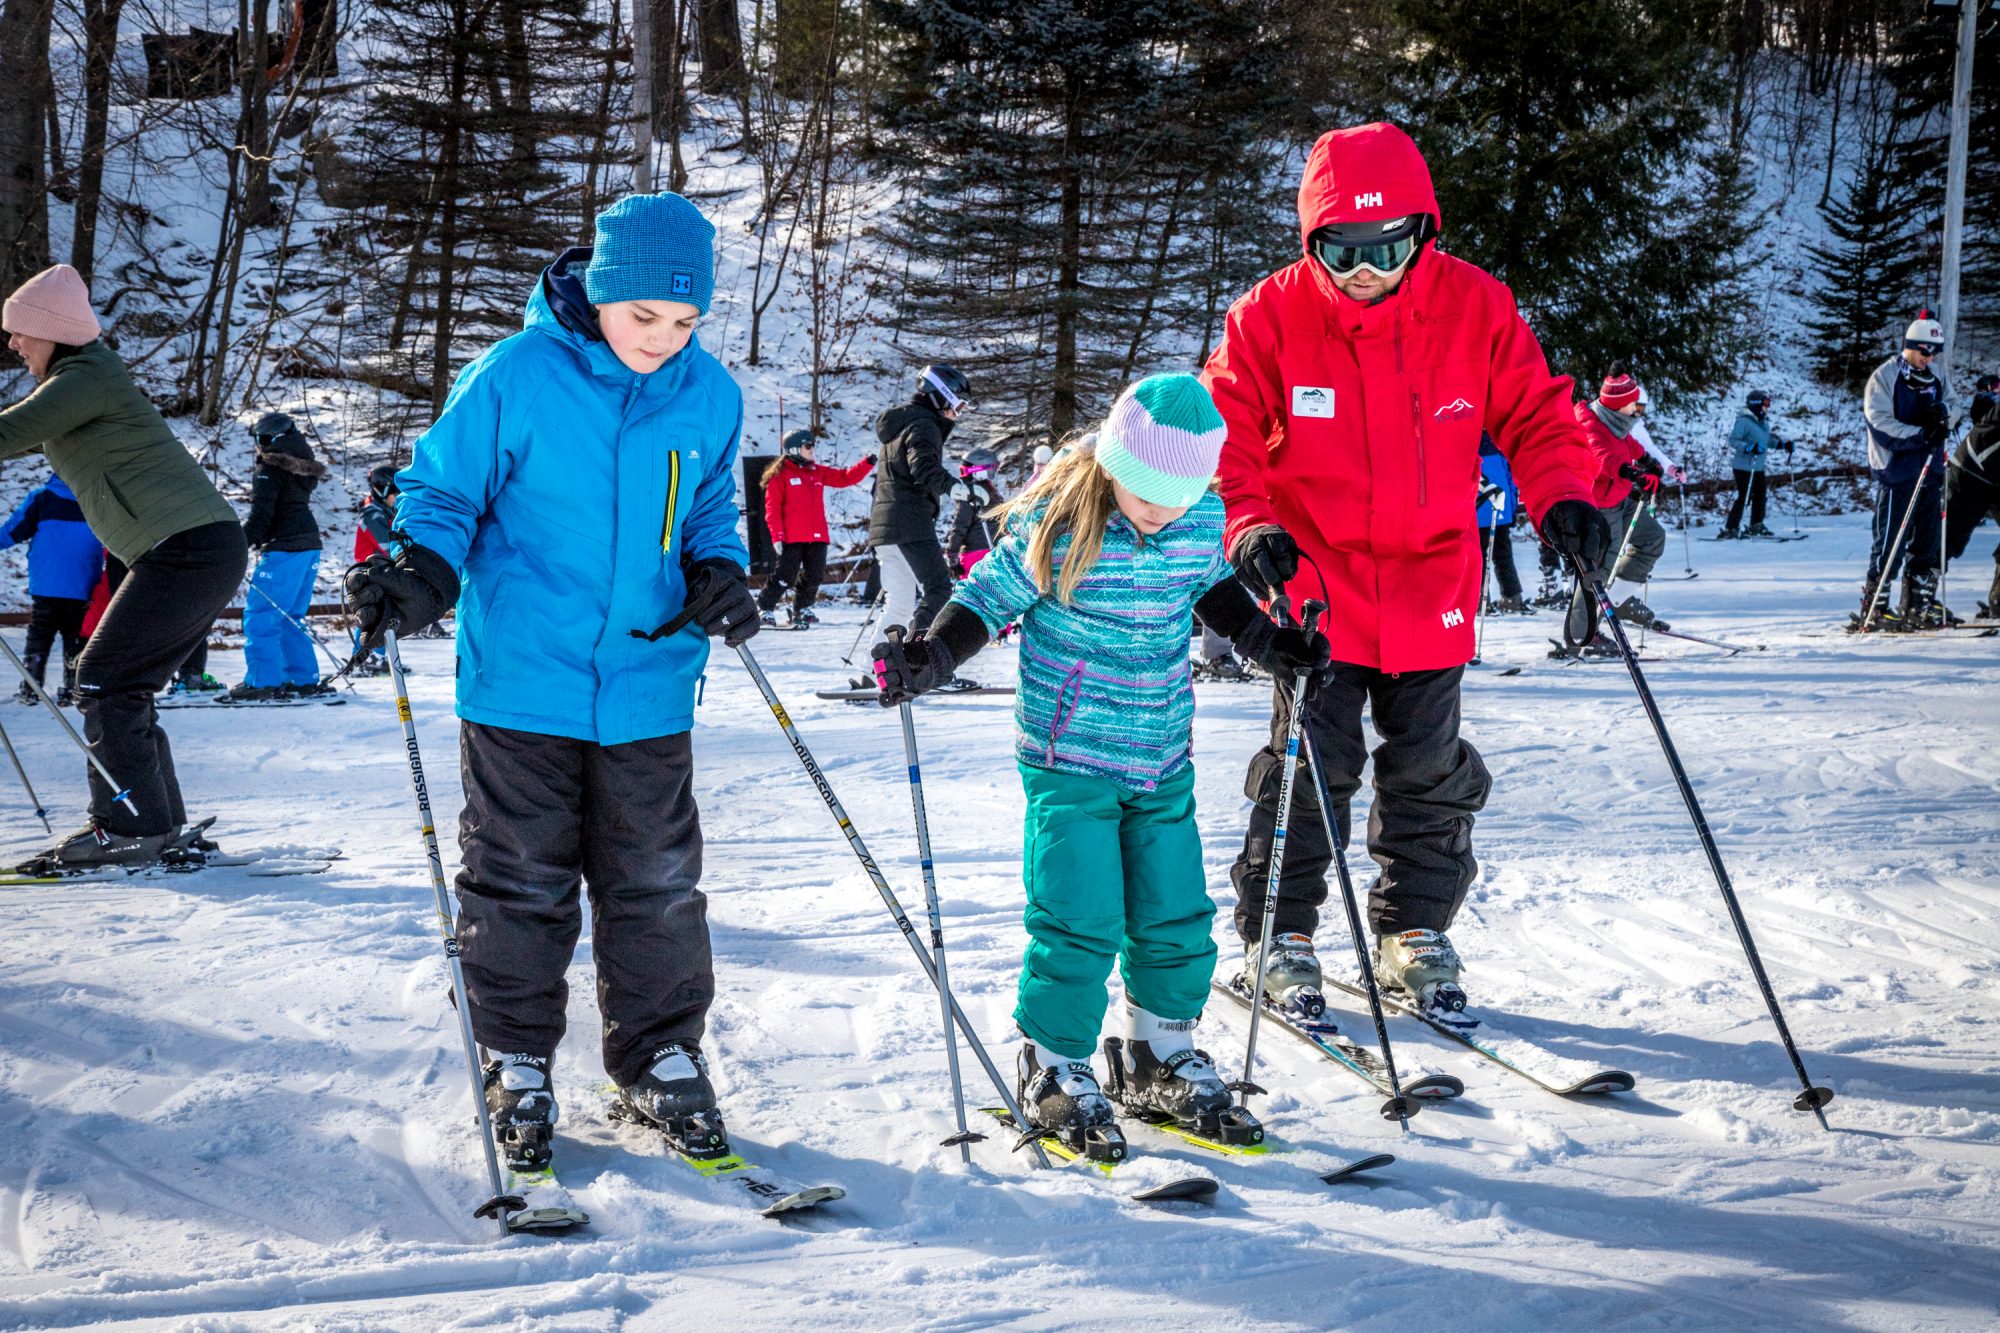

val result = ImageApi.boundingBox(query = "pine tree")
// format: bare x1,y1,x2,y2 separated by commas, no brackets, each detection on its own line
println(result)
1385,0,1739,401
1805,97,1919,387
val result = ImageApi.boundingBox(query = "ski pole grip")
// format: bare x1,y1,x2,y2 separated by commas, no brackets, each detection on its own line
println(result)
1300,599,1326,636
1270,593,1293,628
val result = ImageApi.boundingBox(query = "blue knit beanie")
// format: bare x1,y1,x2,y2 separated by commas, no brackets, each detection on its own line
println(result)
583,193,717,314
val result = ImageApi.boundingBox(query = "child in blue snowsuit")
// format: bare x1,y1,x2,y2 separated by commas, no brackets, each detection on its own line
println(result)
344,193,761,1179
1,473,103,703
873,374,1328,1152
1477,436,1527,611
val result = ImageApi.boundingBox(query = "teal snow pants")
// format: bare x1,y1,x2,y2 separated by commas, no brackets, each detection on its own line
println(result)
1014,761,1217,1059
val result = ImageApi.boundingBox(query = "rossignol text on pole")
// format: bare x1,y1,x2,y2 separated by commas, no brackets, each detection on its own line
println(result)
382,625,522,1231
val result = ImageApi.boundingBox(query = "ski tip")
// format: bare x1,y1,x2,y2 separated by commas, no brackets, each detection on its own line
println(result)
1563,1071,1638,1096
1131,1177,1219,1204
1319,1152,1395,1184
760,1184,846,1216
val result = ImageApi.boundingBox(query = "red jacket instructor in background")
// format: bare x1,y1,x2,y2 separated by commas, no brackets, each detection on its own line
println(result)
756,429,874,626
1204,122,1609,1017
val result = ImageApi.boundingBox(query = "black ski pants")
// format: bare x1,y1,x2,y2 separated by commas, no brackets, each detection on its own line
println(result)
1230,663,1492,943
1945,465,2000,610
103,556,218,682
1726,468,1767,531
756,540,829,614
455,721,713,1086
1482,523,1522,600
1867,471,1943,587
74,520,247,836
23,595,88,688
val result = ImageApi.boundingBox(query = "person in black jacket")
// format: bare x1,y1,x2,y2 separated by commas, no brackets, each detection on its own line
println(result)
1946,373,2000,618
869,365,970,634
943,446,1003,575
228,411,327,701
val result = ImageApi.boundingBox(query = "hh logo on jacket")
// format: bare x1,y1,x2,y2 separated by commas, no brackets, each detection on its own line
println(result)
1441,608,1464,628
1292,386,1336,419
1433,398,1475,421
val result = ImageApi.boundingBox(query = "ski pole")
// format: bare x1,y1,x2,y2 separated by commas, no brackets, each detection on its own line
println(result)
381,625,520,1234
1475,524,1492,665
1298,724,1414,1130
0,716,52,834
0,635,136,816
246,577,357,690
729,640,1050,1167
1234,598,1325,1112
841,590,886,666
1862,454,1936,631
887,629,981,1163
1677,479,1695,574
1575,569,1834,1129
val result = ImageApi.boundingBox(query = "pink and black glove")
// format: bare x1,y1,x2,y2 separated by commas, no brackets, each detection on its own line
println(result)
872,631,956,707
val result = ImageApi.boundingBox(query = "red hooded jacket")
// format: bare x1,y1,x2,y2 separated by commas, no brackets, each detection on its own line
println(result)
1205,123,1598,672
762,456,874,545
1573,400,1647,507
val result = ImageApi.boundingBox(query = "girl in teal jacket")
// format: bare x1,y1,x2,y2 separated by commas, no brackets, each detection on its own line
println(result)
345,194,762,1182
873,373,1327,1157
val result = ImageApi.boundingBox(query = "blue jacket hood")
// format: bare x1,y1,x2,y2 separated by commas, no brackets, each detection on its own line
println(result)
537,247,605,345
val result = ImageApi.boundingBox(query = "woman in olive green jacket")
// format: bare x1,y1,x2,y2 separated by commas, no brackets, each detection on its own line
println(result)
1,264,248,869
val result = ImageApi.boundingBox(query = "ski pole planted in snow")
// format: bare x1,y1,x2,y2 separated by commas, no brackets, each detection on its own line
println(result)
1299,725,1415,1130
888,629,982,1163
1574,571,1835,1128
0,716,52,835
246,578,357,689
726,641,1051,1166
382,625,521,1233
0,635,137,816
1234,598,1326,1112
842,589,886,666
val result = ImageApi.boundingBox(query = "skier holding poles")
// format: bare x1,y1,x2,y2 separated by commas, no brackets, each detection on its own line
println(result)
871,374,1330,1160
1203,122,1606,1021
1856,312,1952,630
345,193,762,1194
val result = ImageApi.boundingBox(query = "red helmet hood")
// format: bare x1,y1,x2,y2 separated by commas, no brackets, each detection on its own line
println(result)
1296,122,1442,255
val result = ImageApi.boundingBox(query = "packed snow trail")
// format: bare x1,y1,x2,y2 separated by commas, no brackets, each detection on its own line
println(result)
0,515,1997,1329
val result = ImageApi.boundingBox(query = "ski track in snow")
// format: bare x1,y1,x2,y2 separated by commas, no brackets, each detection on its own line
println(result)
0,517,1997,1331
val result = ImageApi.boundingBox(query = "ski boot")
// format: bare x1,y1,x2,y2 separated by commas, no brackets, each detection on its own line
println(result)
617,1043,727,1156
1716,527,1738,540
292,679,340,698
1375,929,1475,1030
181,672,225,693
1015,1042,1125,1163
1747,522,1776,538
220,683,287,703
15,822,185,876
934,675,983,694
1493,593,1535,615
1531,573,1569,609
1102,1013,1262,1148
13,681,36,706
1612,595,1663,630
759,608,784,628
794,607,820,628
1242,932,1325,1019
484,1053,559,1172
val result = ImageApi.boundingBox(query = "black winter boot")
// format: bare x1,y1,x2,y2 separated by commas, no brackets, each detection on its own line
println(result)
618,1043,726,1155
484,1052,559,1172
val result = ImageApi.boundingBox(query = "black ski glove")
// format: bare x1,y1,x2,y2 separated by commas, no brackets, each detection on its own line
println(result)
650,557,761,647
1922,400,1950,429
1232,613,1332,686
872,630,956,706
1538,498,1613,576
1617,459,1663,496
1229,525,1300,600
344,543,460,649
864,453,878,465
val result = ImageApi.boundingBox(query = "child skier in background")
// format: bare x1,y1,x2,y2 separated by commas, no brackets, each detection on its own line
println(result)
943,447,1002,575
872,373,1328,1158
1,472,103,705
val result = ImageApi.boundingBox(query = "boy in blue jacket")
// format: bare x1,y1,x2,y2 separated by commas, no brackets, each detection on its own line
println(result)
345,193,760,1175
1,473,104,704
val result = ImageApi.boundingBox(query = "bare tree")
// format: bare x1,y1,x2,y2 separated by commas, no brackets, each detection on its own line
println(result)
0,0,55,313
68,0,128,284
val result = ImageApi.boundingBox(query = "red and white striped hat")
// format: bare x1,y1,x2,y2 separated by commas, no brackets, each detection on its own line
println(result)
1598,369,1641,412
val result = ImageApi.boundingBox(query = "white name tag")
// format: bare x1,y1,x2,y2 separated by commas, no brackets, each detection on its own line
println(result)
1292,385,1336,419
789,477,802,485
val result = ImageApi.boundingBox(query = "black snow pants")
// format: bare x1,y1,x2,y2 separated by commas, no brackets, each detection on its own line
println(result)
756,540,829,614
74,520,248,836
455,721,713,1086
1726,468,1768,531
1231,663,1492,943
23,595,88,688
1945,463,2000,609
1866,471,1943,587
1482,522,1523,600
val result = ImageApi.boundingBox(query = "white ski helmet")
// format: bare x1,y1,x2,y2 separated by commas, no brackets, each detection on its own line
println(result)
1033,444,1054,466
1905,310,1945,355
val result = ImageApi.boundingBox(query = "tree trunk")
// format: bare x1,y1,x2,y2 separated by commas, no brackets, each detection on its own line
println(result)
664,0,687,192
240,0,274,228
1051,75,1083,441
0,0,54,312
71,0,127,284
695,0,743,95
432,0,471,413
498,0,537,173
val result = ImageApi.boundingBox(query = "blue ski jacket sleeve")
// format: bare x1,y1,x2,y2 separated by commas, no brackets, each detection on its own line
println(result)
392,259,748,745
0,478,105,599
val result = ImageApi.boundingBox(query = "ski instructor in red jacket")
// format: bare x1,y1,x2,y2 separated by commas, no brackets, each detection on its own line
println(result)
1205,122,1610,1021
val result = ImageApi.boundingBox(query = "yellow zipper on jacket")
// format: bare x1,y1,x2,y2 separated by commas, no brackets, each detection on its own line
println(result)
659,451,683,554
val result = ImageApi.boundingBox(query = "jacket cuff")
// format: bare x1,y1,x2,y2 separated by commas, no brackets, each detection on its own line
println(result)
925,602,991,670
1193,576,1260,640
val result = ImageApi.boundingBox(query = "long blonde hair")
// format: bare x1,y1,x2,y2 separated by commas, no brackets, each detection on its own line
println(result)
989,435,1115,604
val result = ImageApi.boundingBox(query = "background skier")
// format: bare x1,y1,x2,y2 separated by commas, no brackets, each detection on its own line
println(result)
1859,312,1952,628
227,411,327,702
869,365,969,636
0,472,103,705
1574,367,1668,630
757,429,873,627
1721,389,1786,539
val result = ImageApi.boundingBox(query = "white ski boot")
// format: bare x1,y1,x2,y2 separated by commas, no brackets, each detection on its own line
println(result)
1243,932,1325,1018
1015,1042,1125,1163
1103,1008,1262,1147
1375,929,1472,1026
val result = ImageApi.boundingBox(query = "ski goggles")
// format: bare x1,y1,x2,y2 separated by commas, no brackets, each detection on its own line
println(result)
1311,217,1425,278
922,369,972,414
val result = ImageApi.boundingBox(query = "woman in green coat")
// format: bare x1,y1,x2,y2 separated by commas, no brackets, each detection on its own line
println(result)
1,264,248,869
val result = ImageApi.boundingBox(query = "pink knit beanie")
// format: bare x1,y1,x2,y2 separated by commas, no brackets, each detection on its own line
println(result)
3,264,102,345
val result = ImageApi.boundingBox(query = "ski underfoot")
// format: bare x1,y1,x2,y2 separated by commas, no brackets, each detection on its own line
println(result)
490,1165,590,1233
979,1109,1216,1203
1322,976,1636,1100
605,1096,845,1218
815,686,1015,701
1210,976,1465,1106
1,831,342,886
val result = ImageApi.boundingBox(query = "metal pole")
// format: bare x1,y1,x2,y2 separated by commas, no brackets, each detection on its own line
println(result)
1577,576,1833,1128
1678,479,1696,572
0,717,52,835
0,635,137,816
382,627,518,1234
632,0,654,191
1938,0,1979,372
1475,524,1493,664
729,642,1050,1166
889,631,980,1163
841,589,885,666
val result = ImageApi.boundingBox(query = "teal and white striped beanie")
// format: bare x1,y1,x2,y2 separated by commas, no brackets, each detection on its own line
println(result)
1095,373,1226,509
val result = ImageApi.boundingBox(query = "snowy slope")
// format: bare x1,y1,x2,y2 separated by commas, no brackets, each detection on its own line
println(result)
0,515,1996,1330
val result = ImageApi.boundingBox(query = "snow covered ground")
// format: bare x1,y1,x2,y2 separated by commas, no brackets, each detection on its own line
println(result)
0,515,1996,1332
